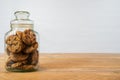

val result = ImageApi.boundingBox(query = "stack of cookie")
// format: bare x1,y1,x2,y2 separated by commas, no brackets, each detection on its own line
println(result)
5,29,39,71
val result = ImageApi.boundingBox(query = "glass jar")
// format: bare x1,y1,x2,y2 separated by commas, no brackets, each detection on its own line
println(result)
4,11,39,72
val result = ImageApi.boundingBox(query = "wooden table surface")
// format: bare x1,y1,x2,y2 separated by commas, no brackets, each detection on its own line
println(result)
0,53,120,80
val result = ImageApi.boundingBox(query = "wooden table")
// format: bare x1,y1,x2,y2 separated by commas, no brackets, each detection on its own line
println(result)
0,53,120,80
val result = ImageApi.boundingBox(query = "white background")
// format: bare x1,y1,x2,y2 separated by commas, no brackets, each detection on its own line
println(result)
0,0,120,53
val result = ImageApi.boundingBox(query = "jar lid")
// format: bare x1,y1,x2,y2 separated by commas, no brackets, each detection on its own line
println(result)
15,11,30,20
10,11,34,29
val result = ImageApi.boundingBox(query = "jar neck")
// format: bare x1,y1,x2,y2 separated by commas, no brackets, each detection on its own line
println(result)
11,24,33,30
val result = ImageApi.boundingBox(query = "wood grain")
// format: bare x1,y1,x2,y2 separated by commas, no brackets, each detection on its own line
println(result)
0,53,120,80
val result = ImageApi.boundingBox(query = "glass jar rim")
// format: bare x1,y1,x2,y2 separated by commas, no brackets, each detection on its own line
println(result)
14,11,29,15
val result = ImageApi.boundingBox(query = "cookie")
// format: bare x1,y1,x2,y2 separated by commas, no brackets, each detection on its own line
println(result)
6,57,14,67
16,31,23,39
21,65,35,70
6,35,23,53
6,35,14,45
6,35,20,44
11,60,27,68
23,42,38,54
31,50,39,65
10,52,28,62
13,64,35,70
5,47,10,56
22,29,36,45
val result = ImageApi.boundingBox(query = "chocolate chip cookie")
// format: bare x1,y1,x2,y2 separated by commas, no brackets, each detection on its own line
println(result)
6,57,14,67
31,50,39,65
16,31,23,39
10,52,28,62
22,29,36,45
6,35,23,53
23,42,38,54
11,60,27,68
